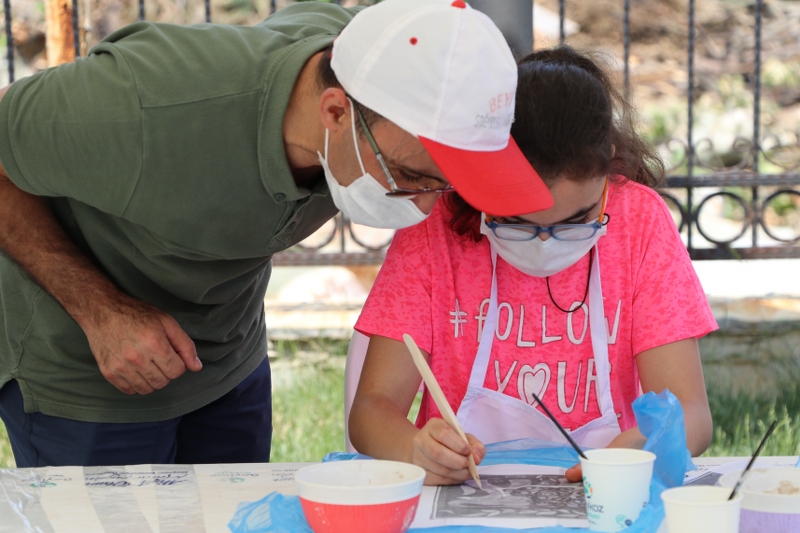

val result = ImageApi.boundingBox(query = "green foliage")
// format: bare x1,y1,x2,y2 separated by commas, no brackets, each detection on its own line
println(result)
762,57,800,90
272,338,350,359
642,103,684,147
0,422,13,468
271,361,346,462
767,192,799,219
704,382,800,457
1,341,799,467
271,356,421,463
222,0,262,13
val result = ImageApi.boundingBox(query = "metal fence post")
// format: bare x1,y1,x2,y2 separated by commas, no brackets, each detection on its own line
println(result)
686,0,696,253
71,0,79,58
469,0,533,59
752,0,763,246
623,0,630,96
3,0,13,83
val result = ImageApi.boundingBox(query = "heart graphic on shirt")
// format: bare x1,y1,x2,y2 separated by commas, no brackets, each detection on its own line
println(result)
518,363,551,408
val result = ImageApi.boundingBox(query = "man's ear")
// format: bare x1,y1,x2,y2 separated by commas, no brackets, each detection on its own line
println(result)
319,87,351,133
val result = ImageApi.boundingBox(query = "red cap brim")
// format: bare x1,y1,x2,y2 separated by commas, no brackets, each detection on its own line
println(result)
419,136,553,216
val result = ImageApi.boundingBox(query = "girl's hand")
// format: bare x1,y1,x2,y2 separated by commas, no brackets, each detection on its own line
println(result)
564,428,648,483
565,463,583,483
411,418,486,485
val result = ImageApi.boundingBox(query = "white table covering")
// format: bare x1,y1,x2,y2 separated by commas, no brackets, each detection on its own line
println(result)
1,457,797,532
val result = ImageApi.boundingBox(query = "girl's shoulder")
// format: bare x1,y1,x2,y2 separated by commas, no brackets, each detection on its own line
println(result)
387,199,484,265
608,178,674,225
403,199,484,247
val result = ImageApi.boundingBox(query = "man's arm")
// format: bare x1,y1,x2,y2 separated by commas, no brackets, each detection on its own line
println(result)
0,85,202,395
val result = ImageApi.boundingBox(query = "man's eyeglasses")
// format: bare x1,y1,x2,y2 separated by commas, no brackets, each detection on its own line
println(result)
485,179,610,242
351,101,454,198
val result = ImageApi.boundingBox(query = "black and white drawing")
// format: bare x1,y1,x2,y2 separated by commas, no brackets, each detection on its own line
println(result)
684,472,723,487
431,474,586,519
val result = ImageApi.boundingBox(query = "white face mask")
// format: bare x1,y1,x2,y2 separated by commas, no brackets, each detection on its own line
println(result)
317,103,429,230
480,213,606,277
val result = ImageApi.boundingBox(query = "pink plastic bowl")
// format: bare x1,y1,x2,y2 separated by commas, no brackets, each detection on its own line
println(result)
295,460,426,533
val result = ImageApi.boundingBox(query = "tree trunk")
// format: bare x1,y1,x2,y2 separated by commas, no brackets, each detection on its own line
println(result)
45,0,75,67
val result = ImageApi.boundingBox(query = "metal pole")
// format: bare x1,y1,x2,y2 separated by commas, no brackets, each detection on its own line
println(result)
138,0,145,20
72,0,79,58
623,0,631,96
687,0,696,252
205,0,211,23
752,0,763,246
559,0,565,44
340,217,347,253
3,0,13,83
470,0,533,59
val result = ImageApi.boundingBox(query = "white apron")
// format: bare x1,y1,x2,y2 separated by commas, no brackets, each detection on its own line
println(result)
455,247,621,449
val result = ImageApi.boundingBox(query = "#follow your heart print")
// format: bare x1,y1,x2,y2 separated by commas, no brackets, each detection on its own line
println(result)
355,180,718,433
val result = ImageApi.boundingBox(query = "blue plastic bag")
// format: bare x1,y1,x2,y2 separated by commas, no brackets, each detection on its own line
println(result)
230,390,691,533
636,390,696,487
229,492,311,533
479,439,582,469
321,451,374,462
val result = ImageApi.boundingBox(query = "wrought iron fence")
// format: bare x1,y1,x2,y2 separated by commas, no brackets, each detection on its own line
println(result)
4,0,799,264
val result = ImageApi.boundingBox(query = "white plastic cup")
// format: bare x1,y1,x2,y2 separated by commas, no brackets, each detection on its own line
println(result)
579,448,656,532
661,486,743,533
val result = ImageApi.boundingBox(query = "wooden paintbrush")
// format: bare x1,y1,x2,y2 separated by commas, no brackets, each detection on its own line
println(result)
403,333,482,489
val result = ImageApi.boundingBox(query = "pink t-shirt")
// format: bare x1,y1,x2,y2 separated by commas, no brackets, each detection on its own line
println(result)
355,180,717,433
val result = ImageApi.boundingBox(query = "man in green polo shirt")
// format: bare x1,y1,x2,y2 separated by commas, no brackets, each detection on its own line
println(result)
0,0,550,467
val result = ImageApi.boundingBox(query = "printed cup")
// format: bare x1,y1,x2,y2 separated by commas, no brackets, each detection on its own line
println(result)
661,486,742,533
579,448,656,532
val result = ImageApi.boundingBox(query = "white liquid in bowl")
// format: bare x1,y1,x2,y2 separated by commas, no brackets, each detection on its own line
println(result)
719,468,800,513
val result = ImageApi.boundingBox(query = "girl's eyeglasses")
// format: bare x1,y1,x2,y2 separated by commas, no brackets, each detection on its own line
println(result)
486,178,610,242
352,101,454,198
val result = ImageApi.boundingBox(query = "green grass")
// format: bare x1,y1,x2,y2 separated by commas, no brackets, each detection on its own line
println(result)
1,341,798,468
271,360,346,462
270,349,422,463
703,383,800,457
0,421,13,468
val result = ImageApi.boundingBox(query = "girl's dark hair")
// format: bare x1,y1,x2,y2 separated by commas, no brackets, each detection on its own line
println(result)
446,45,665,241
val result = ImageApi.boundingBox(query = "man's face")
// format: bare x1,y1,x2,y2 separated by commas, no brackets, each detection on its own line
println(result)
324,102,449,215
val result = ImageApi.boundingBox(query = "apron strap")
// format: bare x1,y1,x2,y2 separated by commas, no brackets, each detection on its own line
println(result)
588,245,615,418
465,248,499,390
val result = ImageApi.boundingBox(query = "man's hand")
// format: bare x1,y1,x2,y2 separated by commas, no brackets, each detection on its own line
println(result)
0,113,202,396
84,295,201,395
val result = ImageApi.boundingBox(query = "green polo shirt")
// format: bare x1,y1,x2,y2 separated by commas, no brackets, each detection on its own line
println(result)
0,3,355,422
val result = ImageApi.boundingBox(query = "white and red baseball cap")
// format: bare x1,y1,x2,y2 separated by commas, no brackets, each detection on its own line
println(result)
331,0,553,216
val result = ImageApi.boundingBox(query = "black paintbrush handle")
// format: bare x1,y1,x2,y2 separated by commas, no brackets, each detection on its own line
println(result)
528,390,588,460
728,419,778,501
